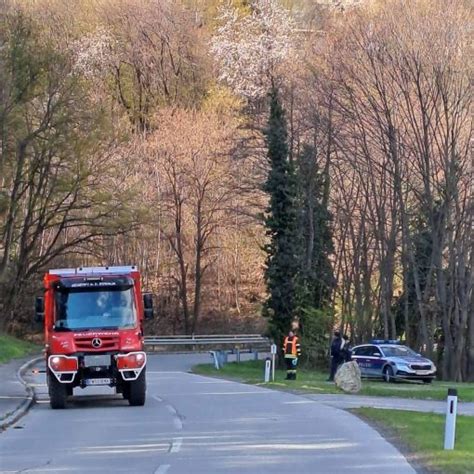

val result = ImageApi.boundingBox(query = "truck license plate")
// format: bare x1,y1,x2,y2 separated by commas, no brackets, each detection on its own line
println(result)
84,355,110,367
84,378,111,386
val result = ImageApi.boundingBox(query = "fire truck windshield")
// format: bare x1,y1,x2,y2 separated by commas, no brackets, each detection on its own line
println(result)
54,287,137,331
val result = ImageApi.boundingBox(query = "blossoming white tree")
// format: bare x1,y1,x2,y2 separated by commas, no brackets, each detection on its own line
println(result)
210,0,295,101
72,27,116,79
71,0,203,131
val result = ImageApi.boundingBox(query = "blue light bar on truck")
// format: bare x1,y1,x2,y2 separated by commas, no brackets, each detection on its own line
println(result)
49,266,137,276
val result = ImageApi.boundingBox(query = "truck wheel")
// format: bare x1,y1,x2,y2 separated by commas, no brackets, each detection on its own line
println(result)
122,384,131,400
48,372,68,409
128,371,146,406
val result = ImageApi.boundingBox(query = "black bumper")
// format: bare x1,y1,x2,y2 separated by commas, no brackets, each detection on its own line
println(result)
395,370,436,380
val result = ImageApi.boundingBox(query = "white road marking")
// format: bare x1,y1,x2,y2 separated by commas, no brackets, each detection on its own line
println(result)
0,395,29,400
83,448,168,455
154,465,170,474
211,441,357,451
83,443,168,450
173,417,183,430
170,437,183,453
164,403,183,430
193,380,233,384
153,395,163,402
284,400,316,404
147,371,194,374
196,391,271,395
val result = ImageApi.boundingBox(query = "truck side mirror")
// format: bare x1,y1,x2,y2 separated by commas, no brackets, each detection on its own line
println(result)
35,296,44,323
143,293,154,320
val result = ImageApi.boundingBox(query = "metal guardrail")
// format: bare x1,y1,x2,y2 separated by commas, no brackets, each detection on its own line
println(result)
144,334,273,369
144,334,271,347
144,334,272,351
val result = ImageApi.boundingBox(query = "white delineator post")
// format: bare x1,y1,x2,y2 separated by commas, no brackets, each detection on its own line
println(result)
270,344,277,382
264,358,271,383
210,351,220,370
444,388,458,450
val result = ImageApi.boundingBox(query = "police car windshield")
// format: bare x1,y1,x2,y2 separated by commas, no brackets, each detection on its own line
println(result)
381,345,417,357
54,287,137,331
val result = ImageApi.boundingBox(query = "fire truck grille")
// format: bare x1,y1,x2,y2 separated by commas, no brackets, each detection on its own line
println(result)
74,335,119,351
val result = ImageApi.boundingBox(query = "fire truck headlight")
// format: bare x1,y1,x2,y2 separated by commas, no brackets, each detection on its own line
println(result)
117,352,146,369
49,355,78,372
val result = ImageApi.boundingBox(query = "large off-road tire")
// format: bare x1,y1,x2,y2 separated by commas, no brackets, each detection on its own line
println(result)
48,372,68,409
122,383,131,400
128,371,146,406
422,379,433,384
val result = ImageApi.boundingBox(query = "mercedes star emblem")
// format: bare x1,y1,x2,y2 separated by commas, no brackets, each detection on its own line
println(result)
91,338,102,348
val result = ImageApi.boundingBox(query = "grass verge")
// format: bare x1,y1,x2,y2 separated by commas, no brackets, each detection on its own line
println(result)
354,408,474,474
192,360,474,402
0,333,41,364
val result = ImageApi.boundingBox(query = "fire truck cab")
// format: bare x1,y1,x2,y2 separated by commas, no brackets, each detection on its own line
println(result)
35,266,153,409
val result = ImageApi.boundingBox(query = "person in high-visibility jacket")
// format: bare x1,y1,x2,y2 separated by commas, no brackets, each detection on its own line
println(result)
283,331,301,380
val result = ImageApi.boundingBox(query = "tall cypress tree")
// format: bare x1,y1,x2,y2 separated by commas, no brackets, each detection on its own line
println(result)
263,88,299,345
293,145,335,365
296,144,335,311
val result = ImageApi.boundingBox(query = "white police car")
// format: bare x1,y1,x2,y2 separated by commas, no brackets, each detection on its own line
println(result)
351,340,437,383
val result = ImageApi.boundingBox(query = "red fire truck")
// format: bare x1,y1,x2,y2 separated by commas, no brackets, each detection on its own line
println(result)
35,266,153,409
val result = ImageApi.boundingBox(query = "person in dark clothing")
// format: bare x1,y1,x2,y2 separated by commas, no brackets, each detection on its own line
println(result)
341,334,352,362
283,331,301,380
327,331,343,381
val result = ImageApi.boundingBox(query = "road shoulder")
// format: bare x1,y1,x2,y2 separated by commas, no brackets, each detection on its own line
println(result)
351,408,435,474
0,355,43,431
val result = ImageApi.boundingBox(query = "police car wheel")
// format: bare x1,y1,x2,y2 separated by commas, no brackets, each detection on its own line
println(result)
383,366,395,383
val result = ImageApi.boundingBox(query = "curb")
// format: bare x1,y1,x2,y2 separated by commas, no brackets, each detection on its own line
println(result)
0,355,44,431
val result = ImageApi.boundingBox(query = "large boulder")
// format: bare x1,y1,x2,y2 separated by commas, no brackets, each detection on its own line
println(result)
335,361,362,393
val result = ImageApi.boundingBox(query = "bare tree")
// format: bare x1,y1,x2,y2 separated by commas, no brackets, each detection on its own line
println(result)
146,109,239,333
0,9,137,331
319,0,472,378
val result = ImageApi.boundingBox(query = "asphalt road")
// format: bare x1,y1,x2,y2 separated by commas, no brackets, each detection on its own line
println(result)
0,354,415,474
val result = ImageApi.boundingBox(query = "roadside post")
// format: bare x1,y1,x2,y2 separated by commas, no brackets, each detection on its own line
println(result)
218,350,227,368
444,388,458,450
270,344,277,382
264,358,271,383
210,351,220,370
